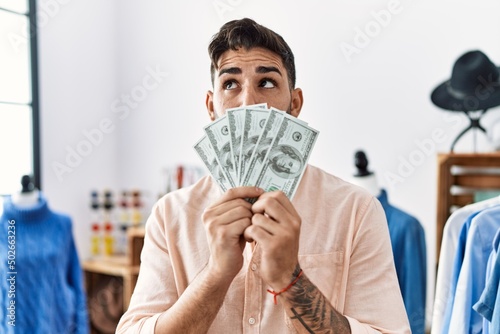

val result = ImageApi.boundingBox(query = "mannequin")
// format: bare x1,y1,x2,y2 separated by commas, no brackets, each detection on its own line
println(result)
0,175,89,333
11,175,40,208
349,150,426,334
350,150,381,197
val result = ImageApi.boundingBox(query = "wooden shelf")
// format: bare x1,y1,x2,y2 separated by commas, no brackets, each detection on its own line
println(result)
83,226,145,333
83,256,140,277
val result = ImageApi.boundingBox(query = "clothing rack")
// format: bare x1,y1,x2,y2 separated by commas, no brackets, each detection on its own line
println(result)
436,152,500,266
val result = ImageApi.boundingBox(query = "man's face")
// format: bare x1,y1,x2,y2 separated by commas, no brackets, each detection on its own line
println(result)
274,153,301,175
206,47,303,120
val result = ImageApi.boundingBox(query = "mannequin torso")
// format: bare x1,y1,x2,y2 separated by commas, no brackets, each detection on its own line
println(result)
350,174,381,197
11,189,40,208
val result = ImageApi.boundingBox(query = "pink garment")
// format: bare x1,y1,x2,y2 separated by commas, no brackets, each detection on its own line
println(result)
117,165,410,333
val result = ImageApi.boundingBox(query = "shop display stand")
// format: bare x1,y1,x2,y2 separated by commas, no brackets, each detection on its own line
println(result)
436,152,500,266
83,226,145,333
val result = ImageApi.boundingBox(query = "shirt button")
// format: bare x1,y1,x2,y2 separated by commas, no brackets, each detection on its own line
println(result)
248,317,256,325
251,264,257,271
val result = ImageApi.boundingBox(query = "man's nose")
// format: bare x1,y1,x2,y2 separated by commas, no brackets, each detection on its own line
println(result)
239,86,258,106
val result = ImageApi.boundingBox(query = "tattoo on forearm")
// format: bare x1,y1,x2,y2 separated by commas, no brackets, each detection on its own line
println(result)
290,308,315,333
285,266,351,334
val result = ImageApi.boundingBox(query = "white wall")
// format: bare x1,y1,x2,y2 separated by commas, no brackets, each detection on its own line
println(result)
38,0,500,329
38,0,119,256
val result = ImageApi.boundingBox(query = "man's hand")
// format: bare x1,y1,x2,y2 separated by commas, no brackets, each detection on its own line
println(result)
244,191,301,290
202,186,264,279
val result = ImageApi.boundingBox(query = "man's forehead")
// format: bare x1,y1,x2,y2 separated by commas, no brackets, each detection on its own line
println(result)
216,47,285,72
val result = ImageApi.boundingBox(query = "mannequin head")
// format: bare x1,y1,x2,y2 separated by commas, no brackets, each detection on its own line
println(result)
11,175,40,208
349,150,381,197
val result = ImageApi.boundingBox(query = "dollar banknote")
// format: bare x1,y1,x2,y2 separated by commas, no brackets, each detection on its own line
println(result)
204,115,237,187
193,135,232,192
241,108,285,188
253,116,319,199
238,107,273,184
227,103,267,184
227,107,244,182
194,105,318,200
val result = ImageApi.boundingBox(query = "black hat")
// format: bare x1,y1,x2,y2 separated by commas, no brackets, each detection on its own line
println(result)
431,50,500,112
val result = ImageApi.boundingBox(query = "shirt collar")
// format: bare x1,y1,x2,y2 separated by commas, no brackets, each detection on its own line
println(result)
376,188,389,210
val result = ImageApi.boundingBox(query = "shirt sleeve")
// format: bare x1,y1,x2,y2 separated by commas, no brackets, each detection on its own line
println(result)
343,197,411,334
400,218,427,334
116,202,176,333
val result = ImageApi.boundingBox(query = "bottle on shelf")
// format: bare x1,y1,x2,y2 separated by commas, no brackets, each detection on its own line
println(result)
90,223,100,256
103,222,115,256
116,191,130,255
102,190,115,256
90,191,101,256
176,165,184,189
130,190,143,227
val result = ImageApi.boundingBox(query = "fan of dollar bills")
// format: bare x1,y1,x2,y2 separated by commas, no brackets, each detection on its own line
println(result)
194,104,319,200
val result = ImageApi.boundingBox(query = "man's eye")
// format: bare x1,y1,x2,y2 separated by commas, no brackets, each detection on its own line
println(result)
259,79,276,88
223,80,238,90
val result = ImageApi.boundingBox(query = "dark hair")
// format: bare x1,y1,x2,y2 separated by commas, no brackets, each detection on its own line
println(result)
208,18,296,89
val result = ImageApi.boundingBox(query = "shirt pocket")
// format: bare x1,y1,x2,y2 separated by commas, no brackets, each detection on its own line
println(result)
298,251,344,305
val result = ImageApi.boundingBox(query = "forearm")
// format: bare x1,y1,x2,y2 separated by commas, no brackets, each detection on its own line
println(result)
154,265,233,334
281,266,351,334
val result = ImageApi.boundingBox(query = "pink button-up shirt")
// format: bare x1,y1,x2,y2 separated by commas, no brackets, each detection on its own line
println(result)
117,165,410,333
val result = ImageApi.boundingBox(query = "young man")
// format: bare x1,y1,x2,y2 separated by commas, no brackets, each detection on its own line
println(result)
117,18,411,333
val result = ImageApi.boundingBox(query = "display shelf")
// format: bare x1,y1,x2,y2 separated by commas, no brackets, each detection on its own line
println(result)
436,153,500,266
83,226,145,333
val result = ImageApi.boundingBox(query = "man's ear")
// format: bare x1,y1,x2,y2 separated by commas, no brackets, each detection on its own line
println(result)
206,90,216,121
290,88,303,118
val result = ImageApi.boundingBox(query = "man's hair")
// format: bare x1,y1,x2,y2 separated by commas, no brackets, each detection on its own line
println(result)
208,18,296,89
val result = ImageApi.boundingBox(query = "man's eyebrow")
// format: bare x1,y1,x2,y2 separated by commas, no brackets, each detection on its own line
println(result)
256,66,282,76
218,66,282,77
218,67,241,77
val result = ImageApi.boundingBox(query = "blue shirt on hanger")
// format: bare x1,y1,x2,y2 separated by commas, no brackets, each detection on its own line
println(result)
432,196,500,334
448,206,500,333
474,229,500,334
441,210,481,334
377,189,427,334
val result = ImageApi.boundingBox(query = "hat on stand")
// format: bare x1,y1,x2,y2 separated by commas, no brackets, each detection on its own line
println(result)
431,50,500,112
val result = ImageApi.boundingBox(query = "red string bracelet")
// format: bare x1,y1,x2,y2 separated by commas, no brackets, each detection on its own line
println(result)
267,269,303,305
